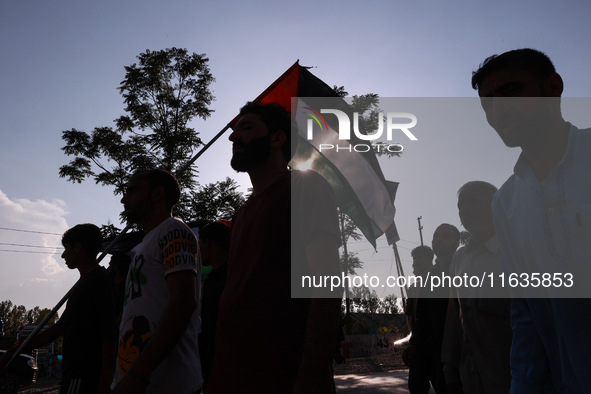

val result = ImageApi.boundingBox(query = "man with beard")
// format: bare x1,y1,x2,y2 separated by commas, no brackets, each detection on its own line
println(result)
207,102,342,393
111,168,202,394
472,48,591,393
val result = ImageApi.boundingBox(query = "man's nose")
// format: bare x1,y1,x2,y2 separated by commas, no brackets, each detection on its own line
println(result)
228,129,238,141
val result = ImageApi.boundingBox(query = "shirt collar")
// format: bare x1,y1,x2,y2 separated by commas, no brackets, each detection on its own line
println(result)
467,234,499,255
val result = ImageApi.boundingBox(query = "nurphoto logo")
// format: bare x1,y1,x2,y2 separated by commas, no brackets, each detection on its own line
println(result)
303,107,417,153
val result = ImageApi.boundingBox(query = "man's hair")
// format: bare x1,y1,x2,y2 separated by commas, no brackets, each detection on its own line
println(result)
199,221,231,252
133,168,181,211
238,101,297,162
436,223,461,243
471,48,557,90
62,223,103,259
457,181,498,200
411,245,434,261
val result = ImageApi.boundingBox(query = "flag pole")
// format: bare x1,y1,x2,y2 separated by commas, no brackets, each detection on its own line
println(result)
3,123,232,370
175,124,231,175
392,243,408,310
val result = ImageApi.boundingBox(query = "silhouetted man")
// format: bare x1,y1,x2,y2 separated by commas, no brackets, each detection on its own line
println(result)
111,169,202,393
473,48,591,393
208,102,341,393
404,245,434,391
1,224,118,394
405,224,460,394
441,181,511,394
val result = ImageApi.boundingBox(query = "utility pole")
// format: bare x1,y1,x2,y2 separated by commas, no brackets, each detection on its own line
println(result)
417,216,424,246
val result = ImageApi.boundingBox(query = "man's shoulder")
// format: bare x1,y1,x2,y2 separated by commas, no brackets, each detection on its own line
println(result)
139,218,197,256
452,244,470,262
75,266,109,292
572,124,591,149
157,217,196,237
89,265,112,282
574,124,591,134
291,169,335,202
291,169,331,188
491,173,520,212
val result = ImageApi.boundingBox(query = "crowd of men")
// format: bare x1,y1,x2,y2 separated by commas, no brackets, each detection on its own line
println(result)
405,48,590,394
1,47,590,394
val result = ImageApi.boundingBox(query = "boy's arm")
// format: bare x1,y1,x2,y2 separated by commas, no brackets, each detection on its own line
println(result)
0,324,63,373
97,339,117,394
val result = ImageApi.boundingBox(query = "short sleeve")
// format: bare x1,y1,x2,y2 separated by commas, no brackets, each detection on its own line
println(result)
159,221,199,277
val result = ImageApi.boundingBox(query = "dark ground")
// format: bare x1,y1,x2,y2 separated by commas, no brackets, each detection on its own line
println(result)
334,351,406,375
16,352,406,393
16,377,60,393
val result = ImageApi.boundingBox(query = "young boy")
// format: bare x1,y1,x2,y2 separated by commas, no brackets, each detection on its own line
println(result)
1,224,118,394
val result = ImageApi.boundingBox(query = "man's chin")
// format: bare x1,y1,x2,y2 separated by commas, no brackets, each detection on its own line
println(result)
124,214,140,224
500,135,525,148
230,157,253,173
496,125,536,148
230,163,248,173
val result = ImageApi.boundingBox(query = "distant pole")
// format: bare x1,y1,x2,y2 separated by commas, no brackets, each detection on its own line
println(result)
392,243,408,311
417,216,424,246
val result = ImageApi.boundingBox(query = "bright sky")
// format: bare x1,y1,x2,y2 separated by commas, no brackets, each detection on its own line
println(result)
1,0,590,309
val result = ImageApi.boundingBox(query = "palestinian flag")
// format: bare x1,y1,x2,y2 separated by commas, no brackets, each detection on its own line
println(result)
241,61,399,248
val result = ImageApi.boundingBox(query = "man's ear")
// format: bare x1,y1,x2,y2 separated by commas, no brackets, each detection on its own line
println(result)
271,130,289,155
73,242,83,254
545,72,564,97
151,185,166,204
270,130,287,148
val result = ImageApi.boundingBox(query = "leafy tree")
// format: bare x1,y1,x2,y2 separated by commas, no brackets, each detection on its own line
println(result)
100,223,121,239
334,86,403,158
59,47,215,222
338,209,363,316
0,300,25,341
349,286,380,313
341,290,400,315
24,307,53,326
0,301,58,349
377,294,400,314
339,250,363,277
185,177,246,222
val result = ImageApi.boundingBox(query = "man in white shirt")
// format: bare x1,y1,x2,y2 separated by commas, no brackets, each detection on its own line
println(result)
111,168,201,394
472,47,591,393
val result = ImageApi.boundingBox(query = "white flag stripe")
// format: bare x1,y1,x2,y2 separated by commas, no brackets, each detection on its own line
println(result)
294,98,395,233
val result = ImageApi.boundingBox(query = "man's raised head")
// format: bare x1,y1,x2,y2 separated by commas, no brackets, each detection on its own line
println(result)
132,168,181,212
472,48,557,92
237,101,296,163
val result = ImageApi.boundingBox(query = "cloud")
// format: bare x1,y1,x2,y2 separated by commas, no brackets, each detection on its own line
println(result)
0,189,78,308
30,278,49,283
0,189,69,275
